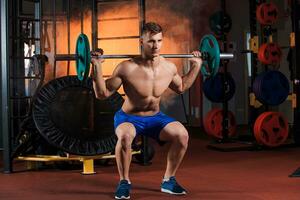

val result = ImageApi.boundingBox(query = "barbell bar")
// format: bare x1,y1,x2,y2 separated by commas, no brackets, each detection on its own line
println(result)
55,53,234,60
54,33,234,81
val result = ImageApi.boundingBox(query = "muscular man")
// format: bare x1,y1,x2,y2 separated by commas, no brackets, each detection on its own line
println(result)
91,22,202,200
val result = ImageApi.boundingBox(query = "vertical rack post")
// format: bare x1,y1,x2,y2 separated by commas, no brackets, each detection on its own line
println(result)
1,0,12,173
221,0,229,141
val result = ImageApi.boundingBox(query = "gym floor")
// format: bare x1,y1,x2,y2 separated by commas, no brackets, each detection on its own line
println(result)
1,128,300,200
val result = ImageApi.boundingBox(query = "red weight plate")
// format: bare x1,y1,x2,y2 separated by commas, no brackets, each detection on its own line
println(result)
258,43,282,65
207,109,237,139
258,43,269,64
256,4,265,24
254,112,288,147
254,112,271,144
265,43,282,64
256,2,279,25
203,108,222,136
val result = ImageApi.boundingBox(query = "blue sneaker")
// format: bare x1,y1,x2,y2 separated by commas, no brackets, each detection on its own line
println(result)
161,176,187,195
115,180,131,199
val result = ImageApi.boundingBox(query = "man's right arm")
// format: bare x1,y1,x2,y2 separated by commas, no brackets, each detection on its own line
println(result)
92,62,123,100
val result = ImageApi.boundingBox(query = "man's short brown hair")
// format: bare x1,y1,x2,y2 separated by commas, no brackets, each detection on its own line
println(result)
142,22,163,35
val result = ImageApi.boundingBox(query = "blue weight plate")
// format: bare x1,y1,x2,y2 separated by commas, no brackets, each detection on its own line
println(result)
254,71,289,106
203,72,236,103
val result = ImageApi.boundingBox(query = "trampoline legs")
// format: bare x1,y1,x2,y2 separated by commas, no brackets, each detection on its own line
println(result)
82,159,96,175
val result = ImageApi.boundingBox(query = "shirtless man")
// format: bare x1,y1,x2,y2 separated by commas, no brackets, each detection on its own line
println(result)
91,22,202,200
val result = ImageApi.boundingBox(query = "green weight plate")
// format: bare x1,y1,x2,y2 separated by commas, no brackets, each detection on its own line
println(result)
75,34,91,81
199,34,220,77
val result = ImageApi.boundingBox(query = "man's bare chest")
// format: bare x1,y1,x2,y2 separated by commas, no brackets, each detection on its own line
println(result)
123,68,173,97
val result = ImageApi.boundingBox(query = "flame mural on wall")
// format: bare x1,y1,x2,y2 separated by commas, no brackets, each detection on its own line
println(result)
43,0,219,79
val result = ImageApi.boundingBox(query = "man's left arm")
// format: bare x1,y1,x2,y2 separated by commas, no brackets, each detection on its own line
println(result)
169,51,202,94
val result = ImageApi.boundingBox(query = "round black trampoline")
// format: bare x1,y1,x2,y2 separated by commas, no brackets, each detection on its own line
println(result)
32,76,123,155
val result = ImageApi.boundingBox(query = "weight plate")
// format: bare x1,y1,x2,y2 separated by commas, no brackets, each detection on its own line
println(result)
203,72,236,103
254,112,289,147
253,70,289,106
76,33,91,81
199,34,221,77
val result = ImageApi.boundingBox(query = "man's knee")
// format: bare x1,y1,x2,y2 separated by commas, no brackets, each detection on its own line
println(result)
179,129,189,147
116,124,135,148
173,128,189,148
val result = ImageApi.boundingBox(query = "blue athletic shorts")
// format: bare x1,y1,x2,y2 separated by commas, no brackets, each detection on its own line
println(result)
114,109,176,145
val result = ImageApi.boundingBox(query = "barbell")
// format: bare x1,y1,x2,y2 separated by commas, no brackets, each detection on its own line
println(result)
55,33,234,81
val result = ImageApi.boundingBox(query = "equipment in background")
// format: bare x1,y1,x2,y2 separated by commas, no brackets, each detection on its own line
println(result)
12,116,59,158
253,70,290,106
133,141,155,164
254,112,289,147
258,43,282,65
32,76,124,156
256,2,279,25
203,72,236,103
12,54,49,158
209,10,232,36
203,108,237,139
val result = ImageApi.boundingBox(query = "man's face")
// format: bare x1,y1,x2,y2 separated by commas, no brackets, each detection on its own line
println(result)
141,32,163,58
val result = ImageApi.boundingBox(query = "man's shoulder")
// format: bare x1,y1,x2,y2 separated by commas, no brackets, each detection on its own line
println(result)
118,59,138,67
161,58,177,72
116,59,137,74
